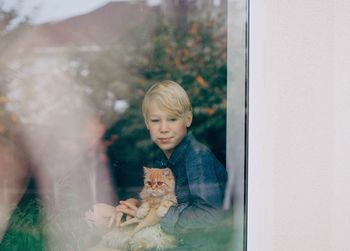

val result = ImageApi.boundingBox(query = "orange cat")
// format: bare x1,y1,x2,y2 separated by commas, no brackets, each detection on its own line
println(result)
121,167,177,233
94,167,177,251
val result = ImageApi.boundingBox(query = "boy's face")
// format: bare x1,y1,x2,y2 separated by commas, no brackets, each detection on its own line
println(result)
145,101,192,159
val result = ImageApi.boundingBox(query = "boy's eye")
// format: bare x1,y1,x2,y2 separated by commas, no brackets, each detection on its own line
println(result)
168,118,177,122
150,119,159,123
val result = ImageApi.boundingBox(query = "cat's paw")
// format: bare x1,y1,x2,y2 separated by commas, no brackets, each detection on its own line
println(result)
136,208,148,219
156,200,174,217
161,200,175,208
135,204,149,219
156,205,170,217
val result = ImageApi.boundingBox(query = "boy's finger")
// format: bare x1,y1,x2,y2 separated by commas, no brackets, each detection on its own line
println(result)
117,206,136,217
116,205,127,212
116,212,123,227
120,201,138,211
121,208,136,217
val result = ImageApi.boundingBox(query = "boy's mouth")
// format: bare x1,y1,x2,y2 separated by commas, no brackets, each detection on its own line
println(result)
158,137,173,143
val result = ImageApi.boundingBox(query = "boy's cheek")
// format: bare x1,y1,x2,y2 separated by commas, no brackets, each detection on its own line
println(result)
149,132,157,142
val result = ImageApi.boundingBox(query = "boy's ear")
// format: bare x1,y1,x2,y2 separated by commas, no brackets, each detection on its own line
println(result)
144,119,149,129
185,113,193,127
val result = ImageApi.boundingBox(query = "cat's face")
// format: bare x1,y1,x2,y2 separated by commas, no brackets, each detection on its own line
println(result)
143,167,175,197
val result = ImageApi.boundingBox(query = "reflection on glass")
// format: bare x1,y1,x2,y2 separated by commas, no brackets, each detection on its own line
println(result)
0,0,246,250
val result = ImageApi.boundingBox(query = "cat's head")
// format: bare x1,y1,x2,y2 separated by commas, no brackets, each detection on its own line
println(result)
141,167,175,198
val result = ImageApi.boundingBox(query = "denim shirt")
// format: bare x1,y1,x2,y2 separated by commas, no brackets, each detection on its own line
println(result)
153,132,227,236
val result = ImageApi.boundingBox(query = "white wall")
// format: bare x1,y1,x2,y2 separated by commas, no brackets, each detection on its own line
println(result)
248,1,350,250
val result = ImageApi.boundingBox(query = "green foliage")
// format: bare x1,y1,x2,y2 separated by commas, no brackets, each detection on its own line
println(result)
0,196,44,251
0,180,94,251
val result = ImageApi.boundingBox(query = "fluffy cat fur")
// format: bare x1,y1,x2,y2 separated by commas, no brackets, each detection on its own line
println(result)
95,167,177,251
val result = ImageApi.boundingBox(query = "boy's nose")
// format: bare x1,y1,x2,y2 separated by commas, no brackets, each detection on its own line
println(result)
159,121,169,132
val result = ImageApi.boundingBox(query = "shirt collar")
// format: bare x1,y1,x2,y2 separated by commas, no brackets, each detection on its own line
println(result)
166,131,192,166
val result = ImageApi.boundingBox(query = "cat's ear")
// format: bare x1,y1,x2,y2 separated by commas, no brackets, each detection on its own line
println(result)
143,166,150,174
163,168,172,176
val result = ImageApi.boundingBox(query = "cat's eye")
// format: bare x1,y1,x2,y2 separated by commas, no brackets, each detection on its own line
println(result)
157,181,163,186
146,181,152,186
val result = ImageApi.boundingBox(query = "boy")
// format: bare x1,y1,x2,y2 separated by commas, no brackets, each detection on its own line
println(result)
88,80,227,250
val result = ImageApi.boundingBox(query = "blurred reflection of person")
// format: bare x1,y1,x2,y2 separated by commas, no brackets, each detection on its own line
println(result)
0,86,115,249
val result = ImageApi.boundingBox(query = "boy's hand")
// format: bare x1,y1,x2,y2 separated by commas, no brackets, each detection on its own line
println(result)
115,198,139,227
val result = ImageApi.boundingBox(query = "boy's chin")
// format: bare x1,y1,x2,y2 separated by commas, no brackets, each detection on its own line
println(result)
156,145,174,157
155,142,172,150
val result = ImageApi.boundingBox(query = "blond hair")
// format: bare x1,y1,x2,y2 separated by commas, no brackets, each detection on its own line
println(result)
142,80,192,120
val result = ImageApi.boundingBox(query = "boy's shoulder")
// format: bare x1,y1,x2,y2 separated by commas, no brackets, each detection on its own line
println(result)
184,133,214,159
183,133,226,175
